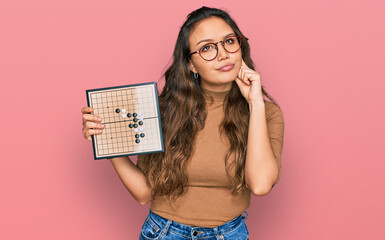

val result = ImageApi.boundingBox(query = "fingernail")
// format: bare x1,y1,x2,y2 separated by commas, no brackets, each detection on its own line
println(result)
100,125,104,128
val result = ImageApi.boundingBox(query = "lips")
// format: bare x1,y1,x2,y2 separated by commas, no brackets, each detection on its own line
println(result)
217,63,234,71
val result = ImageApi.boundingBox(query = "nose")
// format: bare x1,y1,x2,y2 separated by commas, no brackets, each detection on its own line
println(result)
216,43,229,61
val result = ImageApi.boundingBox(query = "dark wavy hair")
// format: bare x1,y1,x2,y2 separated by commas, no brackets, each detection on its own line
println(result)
139,6,280,202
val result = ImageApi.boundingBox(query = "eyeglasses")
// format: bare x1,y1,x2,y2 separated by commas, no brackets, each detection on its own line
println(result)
189,35,243,61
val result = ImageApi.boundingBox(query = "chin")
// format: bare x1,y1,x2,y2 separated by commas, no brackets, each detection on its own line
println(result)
215,77,236,85
222,71,238,81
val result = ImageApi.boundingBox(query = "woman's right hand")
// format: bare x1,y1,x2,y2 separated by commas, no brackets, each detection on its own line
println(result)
81,107,105,142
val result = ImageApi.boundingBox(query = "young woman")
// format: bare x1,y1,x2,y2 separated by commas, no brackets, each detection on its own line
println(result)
81,6,284,240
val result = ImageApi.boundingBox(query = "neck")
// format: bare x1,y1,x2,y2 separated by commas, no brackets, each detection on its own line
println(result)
201,85,231,102
200,81,233,92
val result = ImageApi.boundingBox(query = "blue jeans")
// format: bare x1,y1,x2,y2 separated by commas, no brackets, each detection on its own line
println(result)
139,208,249,240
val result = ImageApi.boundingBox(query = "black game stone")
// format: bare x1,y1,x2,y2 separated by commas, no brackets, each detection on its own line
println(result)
135,134,139,138
115,108,120,113
134,123,138,128
127,113,132,118
129,123,133,128
139,121,143,125
133,118,138,122
133,113,137,117
140,133,145,138
135,139,140,144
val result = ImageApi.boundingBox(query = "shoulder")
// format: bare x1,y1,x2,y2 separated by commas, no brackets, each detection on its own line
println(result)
263,101,285,144
263,100,284,123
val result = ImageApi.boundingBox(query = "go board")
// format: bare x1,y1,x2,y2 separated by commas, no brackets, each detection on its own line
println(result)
86,82,164,160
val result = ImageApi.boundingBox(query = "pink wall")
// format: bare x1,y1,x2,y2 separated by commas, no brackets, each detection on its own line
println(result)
1,0,384,239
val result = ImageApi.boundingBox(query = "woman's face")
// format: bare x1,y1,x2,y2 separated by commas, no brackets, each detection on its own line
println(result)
189,16,242,91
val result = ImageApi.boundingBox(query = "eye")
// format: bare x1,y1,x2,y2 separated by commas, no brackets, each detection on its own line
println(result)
225,37,235,44
201,44,213,52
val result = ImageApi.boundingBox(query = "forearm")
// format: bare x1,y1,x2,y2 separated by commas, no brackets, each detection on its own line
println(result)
245,101,279,195
109,156,152,205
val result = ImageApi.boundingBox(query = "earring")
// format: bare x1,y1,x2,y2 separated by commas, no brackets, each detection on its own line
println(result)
194,72,199,79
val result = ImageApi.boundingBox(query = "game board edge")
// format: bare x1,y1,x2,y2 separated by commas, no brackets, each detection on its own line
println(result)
85,90,99,160
153,82,165,153
86,82,157,93
93,149,165,160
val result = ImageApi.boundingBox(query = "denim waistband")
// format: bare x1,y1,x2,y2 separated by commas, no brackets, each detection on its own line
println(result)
146,208,248,239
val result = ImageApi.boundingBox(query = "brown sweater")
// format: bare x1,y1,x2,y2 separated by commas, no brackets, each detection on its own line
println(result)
137,88,284,227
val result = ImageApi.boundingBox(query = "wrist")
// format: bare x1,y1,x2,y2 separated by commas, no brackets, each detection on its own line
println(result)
248,100,265,111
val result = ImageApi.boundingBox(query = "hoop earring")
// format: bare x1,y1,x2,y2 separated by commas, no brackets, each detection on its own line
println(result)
194,72,199,79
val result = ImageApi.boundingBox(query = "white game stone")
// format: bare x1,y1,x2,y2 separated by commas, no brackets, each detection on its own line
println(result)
122,114,126,118
134,128,138,132
139,127,144,132
122,109,126,114
140,116,144,120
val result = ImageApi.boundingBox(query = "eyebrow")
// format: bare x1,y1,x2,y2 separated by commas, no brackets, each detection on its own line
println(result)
196,33,236,46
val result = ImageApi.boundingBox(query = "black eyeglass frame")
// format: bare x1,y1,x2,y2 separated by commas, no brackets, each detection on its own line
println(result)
189,35,244,61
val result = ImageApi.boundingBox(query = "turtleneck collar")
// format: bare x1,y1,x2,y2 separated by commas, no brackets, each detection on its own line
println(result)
201,87,231,103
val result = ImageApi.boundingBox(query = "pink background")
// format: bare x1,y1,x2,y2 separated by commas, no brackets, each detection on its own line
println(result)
1,0,384,239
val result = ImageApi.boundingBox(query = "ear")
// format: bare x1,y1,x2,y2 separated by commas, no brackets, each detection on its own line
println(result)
189,59,197,74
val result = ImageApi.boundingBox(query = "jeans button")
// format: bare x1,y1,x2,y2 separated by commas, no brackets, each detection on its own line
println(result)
193,230,198,236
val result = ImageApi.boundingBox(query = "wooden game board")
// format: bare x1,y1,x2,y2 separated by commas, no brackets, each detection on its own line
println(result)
86,82,164,160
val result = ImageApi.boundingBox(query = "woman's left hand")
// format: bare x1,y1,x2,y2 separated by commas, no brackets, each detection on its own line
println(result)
235,59,264,105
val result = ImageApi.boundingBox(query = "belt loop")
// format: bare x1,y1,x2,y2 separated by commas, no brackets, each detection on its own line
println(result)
213,227,221,240
161,219,172,236
242,211,248,220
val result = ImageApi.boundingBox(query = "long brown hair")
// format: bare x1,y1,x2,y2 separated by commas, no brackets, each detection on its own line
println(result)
139,6,280,202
